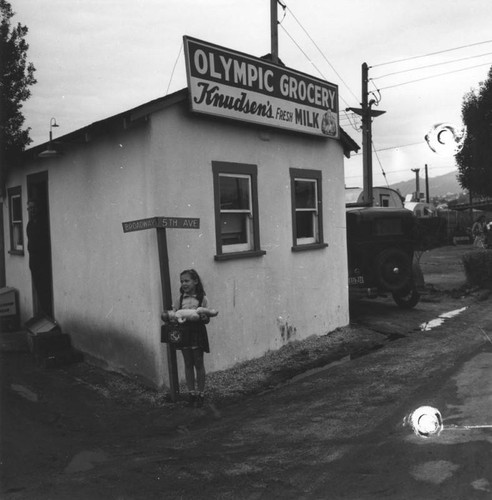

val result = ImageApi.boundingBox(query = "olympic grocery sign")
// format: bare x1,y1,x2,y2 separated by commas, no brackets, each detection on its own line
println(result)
183,36,339,139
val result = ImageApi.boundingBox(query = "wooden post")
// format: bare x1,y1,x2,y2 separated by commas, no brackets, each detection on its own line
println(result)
347,64,385,207
156,227,179,402
270,0,279,64
412,168,420,202
122,216,200,403
425,164,430,203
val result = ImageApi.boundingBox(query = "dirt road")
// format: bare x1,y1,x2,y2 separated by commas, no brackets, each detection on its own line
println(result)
2,244,491,499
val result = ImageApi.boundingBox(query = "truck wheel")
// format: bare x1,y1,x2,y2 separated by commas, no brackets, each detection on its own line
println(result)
375,248,413,293
392,286,420,309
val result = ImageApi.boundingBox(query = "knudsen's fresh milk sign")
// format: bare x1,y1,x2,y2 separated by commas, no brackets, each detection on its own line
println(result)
183,36,339,139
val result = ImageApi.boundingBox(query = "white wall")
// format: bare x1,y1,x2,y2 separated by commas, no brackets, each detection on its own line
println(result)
4,100,349,388
145,104,349,383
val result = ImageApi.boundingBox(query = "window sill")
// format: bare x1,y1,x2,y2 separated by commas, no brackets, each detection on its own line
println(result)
8,250,25,256
214,249,266,261
291,242,328,252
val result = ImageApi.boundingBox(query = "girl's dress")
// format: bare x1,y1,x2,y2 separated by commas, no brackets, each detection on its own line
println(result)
173,293,210,353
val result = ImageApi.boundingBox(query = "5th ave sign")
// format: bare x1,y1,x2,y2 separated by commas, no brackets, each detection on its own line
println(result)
122,216,200,233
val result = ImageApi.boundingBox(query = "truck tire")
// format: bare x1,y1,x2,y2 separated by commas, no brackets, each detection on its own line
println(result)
374,248,413,293
392,285,420,309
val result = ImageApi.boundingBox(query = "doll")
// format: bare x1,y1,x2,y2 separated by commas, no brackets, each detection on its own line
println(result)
161,307,219,324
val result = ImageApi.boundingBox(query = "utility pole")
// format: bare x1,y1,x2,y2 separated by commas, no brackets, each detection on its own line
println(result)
270,0,279,64
411,168,420,202
347,63,385,206
425,164,430,203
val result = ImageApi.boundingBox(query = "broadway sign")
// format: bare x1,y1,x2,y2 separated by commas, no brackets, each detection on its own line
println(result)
183,36,339,139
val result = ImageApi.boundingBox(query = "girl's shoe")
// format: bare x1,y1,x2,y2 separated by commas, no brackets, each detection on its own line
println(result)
187,393,197,407
196,394,205,408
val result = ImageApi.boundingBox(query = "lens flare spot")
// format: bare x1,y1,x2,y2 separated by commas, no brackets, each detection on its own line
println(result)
403,406,443,438
425,123,466,156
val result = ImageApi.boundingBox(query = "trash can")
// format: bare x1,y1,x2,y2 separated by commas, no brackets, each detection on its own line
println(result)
0,287,20,332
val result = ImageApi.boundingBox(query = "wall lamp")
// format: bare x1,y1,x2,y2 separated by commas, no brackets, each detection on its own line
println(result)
38,117,61,158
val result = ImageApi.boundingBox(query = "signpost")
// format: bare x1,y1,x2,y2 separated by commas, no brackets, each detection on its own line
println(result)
122,216,201,402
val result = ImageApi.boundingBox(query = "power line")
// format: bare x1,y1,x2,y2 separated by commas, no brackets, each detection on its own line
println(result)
372,51,492,80
282,3,360,103
371,39,492,68
165,42,183,95
372,141,390,188
350,141,425,156
278,23,359,131
278,24,326,81
377,61,492,91
345,164,459,180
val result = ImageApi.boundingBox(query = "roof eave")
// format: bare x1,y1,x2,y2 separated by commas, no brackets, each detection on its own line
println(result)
23,88,189,160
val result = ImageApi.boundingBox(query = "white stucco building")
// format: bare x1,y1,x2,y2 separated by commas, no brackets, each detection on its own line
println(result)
4,39,358,389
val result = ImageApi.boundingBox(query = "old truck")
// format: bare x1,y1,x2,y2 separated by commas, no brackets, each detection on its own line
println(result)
346,206,420,308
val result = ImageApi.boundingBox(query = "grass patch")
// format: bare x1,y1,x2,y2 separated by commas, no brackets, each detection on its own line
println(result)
204,326,384,405
68,327,386,408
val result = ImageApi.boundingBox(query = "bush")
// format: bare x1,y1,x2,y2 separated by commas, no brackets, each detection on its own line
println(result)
462,250,492,288
414,217,448,250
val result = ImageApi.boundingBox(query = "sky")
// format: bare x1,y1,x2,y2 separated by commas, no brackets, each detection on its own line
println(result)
11,0,492,186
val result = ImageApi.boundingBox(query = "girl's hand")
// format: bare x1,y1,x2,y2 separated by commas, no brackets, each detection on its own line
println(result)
161,311,178,323
199,313,210,324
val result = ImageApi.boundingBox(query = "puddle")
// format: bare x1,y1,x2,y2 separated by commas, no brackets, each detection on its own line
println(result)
420,307,467,331
289,339,400,384
10,384,38,402
64,449,108,473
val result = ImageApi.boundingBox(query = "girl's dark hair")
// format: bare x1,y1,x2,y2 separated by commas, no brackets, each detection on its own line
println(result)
180,269,206,301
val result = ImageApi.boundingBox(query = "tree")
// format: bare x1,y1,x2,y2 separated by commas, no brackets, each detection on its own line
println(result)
456,66,492,197
0,0,36,189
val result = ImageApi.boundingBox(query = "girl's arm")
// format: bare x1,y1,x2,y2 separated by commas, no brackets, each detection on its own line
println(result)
161,297,180,323
199,296,210,323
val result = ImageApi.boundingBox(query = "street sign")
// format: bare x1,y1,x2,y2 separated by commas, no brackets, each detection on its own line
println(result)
122,217,200,233
122,215,200,402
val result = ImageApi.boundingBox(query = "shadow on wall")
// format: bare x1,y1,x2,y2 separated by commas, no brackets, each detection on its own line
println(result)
71,324,163,389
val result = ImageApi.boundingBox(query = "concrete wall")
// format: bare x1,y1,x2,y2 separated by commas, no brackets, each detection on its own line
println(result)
4,99,349,388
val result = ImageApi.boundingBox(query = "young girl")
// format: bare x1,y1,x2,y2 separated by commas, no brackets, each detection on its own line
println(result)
163,269,211,408
472,215,487,248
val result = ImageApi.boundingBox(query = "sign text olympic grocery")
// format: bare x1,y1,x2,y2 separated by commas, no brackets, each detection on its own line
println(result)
183,36,339,139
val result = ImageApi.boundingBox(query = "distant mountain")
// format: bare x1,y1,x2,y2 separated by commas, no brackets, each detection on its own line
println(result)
387,171,465,199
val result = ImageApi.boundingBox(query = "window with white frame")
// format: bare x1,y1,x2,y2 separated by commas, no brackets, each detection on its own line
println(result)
290,168,327,250
212,162,265,260
8,186,24,253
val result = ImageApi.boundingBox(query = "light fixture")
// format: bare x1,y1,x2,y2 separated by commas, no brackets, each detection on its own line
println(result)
38,117,61,158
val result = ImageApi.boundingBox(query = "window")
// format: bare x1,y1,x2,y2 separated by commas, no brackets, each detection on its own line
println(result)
212,162,265,260
379,194,390,207
8,187,24,254
375,218,403,236
290,168,327,251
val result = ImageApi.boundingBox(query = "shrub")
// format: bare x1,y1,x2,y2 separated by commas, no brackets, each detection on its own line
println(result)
462,250,492,288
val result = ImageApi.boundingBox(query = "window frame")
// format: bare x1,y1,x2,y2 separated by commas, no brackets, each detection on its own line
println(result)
290,168,328,252
8,186,24,255
379,194,390,207
212,161,265,261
